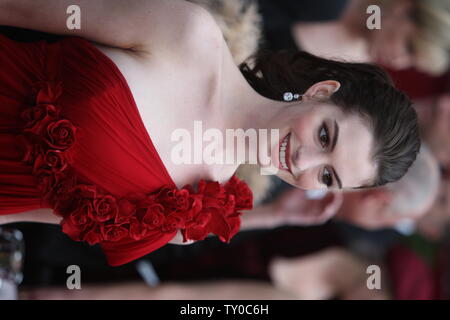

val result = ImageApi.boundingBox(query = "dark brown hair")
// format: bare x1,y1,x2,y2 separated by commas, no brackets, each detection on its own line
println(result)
240,50,421,188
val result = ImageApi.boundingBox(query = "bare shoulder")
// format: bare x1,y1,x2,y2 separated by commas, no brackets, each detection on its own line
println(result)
178,2,224,51
137,1,224,67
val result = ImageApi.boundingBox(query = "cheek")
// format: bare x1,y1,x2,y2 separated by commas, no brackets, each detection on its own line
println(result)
298,168,323,189
290,114,318,149
277,167,323,190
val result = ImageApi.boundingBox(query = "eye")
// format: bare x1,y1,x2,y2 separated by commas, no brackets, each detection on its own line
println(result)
321,167,333,187
318,123,330,148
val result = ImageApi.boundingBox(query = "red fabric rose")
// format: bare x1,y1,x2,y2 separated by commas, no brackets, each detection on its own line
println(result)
52,182,96,215
69,199,93,226
129,216,148,240
161,214,184,233
154,187,177,213
222,193,237,216
198,180,227,209
173,189,191,211
34,168,60,195
43,149,68,172
224,175,253,211
140,204,166,230
215,215,241,243
92,195,119,222
21,103,59,134
102,224,128,242
168,193,203,223
115,198,136,224
61,202,94,242
182,211,212,241
61,219,84,241
49,171,77,201
44,119,77,150
83,224,104,245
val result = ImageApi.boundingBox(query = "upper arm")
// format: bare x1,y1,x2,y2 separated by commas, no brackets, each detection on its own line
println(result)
2,0,222,54
0,208,61,225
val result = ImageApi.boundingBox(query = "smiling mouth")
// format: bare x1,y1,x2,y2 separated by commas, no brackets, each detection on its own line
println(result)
279,132,292,173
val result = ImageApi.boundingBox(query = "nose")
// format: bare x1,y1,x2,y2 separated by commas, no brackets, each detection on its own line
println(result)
292,145,329,173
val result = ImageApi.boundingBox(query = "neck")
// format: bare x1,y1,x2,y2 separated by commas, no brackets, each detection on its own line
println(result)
219,72,283,129
213,53,298,167
213,41,295,131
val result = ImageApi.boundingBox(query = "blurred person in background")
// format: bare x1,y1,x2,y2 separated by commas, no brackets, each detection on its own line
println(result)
269,243,440,300
259,0,450,76
416,177,450,242
413,93,450,241
415,93,450,168
18,247,384,300
21,244,439,300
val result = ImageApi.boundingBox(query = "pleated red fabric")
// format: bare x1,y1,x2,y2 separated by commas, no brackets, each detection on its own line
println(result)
0,34,253,266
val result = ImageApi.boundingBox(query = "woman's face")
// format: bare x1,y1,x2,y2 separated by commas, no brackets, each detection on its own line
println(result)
266,99,378,190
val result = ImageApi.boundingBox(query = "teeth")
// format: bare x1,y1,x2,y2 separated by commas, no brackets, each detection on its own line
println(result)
279,133,290,170
280,152,286,163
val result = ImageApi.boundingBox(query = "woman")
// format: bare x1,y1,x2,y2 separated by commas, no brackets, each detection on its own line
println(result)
0,0,420,266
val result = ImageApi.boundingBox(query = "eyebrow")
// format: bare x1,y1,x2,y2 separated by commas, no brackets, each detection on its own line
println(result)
331,121,342,189
331,167,342,189
331,120,339,152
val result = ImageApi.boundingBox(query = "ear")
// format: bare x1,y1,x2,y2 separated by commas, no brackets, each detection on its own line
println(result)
302,80,341,101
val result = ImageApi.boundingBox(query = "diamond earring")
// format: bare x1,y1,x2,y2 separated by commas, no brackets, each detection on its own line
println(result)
283,92,302,102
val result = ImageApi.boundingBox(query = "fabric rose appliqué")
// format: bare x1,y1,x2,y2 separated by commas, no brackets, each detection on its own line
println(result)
60,175,253,246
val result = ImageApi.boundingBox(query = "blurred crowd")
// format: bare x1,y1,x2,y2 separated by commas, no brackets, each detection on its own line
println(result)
1,0,450,300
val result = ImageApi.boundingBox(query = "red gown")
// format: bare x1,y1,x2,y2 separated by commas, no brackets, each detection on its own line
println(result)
0,34,253,266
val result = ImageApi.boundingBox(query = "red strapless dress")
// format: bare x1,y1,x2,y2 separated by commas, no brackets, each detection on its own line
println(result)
0,34,253,266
